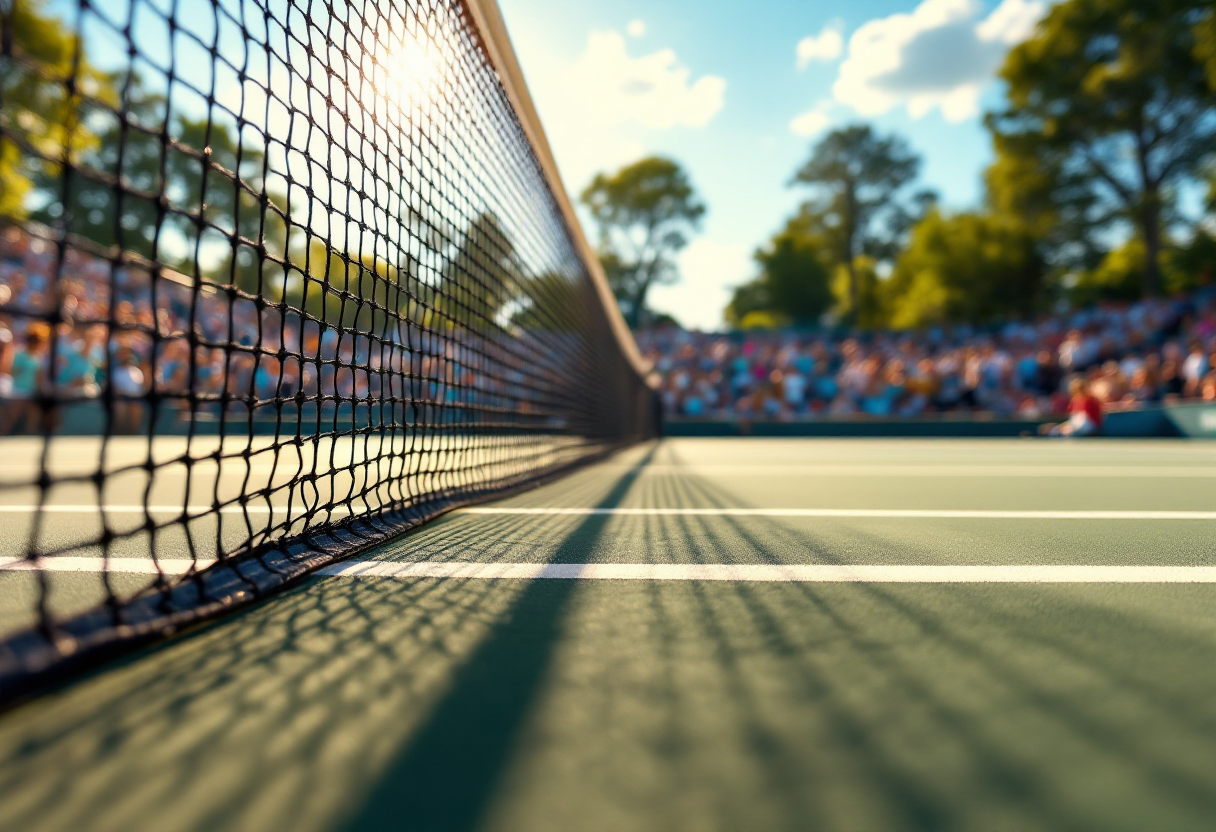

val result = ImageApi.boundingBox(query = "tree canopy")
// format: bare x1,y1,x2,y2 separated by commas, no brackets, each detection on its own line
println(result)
885,211,1046,329
790,125,932,319
1196,6,1216,91
580,156,705,328
989,0,1216,297
0,0,109,219
439,211,518,332
726,210,834,329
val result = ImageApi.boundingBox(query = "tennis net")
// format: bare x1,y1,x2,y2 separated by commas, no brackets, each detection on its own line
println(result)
0,0,658,702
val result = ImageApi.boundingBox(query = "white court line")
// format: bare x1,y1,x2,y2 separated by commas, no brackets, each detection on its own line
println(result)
0,557,210,575
616,465,1216,478
319,562,1216,583
461,507,1216,520
7,464,1212,478
0,505,354,515
7,556,1216,583
1,506,1211,521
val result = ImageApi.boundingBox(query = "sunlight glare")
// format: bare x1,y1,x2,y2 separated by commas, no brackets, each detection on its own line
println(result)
377,31,446,117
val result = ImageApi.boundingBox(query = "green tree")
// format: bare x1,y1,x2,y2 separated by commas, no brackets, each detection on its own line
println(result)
1196,6,1216,91
0,0,108,218
20,63,292,295
830,257,885,329
293,239,412,334
580,157,705,328
884,211,1046,328
6,0,294,291
1070,239,1154,304
984,127,1105,281
1073,230,1216,303
790,125,930,319
1169,229,1216,290
169,116,289,294
726,212,833,327
30,72,167,259
724,279,779,329
990,0,1216,297
439,211,518,332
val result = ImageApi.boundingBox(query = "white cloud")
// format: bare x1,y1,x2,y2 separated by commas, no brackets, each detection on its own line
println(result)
561,31,726,130
796,23,844,68
789,101,834,137
560,136,648,200
977,0,1047,43
649,238,752,331
523,30,723,191
626,19,646,38
833,0,1047,123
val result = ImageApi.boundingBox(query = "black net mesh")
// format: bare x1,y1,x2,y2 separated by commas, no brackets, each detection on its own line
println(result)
0,0,657,700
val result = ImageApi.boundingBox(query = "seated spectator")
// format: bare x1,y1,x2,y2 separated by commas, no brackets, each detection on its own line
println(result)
1041,379,1103,437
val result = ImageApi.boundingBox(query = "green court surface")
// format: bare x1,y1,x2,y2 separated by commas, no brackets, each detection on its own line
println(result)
3,438,1216,831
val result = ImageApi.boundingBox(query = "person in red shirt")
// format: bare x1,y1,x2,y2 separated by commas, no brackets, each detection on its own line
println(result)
1041,378,1103,436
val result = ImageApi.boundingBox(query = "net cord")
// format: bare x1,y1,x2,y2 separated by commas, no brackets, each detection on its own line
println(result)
459,0,658,390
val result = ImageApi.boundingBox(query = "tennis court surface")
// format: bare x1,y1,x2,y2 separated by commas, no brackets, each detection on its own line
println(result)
3,437,1216,831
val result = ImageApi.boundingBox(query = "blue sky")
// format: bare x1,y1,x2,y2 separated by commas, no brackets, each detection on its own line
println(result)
497,0,1048,329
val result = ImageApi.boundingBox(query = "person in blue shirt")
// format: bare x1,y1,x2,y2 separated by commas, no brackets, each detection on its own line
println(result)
1,323,51,435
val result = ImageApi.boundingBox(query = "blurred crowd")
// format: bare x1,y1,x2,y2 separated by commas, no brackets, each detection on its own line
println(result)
639,290,1216,421
4,221,1215,434
0,225,527,434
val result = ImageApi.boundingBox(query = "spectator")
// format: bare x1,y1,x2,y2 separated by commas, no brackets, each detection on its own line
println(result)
1041,378,1103,437
110,346,147,433
1202,372,1216,402
1182,342,1209,397
1,323,51,434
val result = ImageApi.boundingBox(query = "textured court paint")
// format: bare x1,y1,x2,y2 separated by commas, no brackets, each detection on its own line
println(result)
6,579,1216,831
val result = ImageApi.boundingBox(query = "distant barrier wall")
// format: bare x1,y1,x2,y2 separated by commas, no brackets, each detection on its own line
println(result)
1103,403,1216,438
7,401,1215,439
667,403,1216,438
2,401,574,437
664,418,1050,438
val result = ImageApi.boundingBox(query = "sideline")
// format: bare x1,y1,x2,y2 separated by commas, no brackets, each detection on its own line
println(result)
461,507,1216,520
